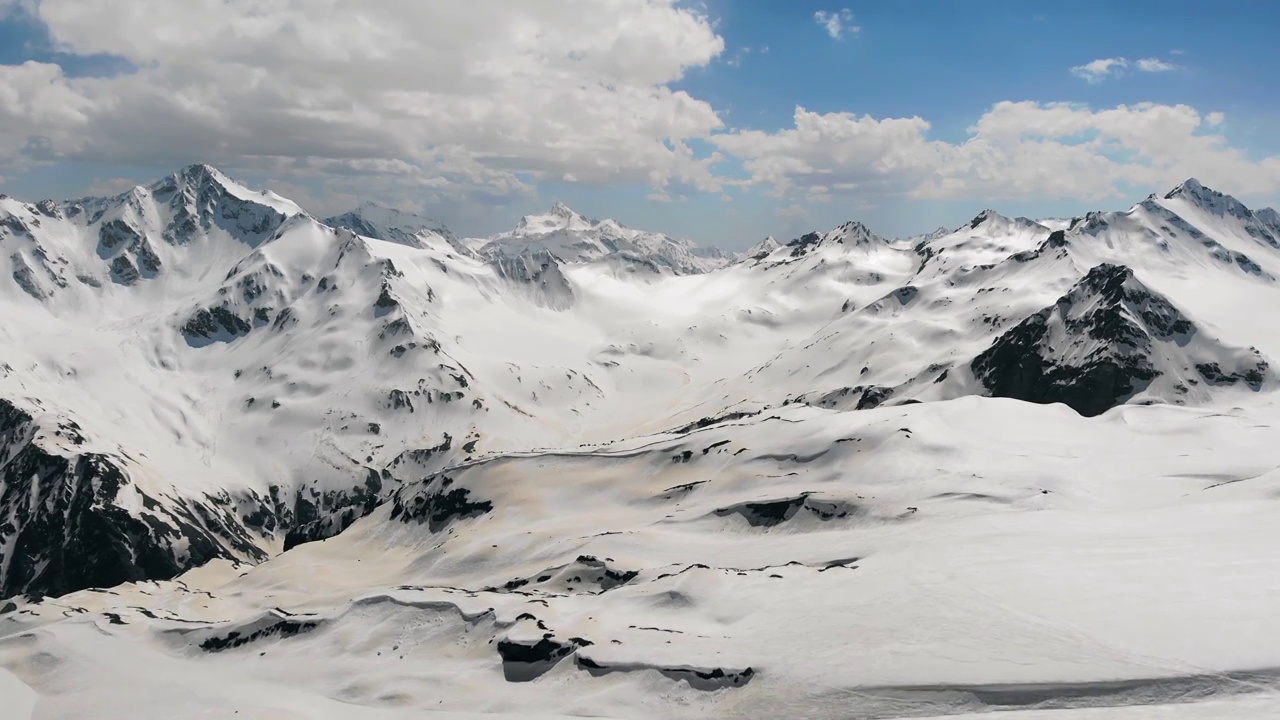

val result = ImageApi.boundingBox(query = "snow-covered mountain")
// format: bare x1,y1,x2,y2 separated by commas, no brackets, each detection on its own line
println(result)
475,202,734,275
745,235,779,259
324,201,481,257
4,167,1280,720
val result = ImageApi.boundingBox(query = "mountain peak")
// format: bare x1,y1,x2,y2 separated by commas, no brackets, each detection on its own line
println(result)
1162,177,1234,206
966,209,1045,233
972,261,1269,417
746,236,780,258
324,202,454,245
1162,177,1255,219
169,163,227,188
968,209,1003,229
833,220,883,245
550,201,578,218
142,163,303,226
515,202,594,233
1164,177,1207,199
485,203,728,274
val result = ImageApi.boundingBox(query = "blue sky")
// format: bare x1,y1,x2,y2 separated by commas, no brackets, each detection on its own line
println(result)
1,0,1279,248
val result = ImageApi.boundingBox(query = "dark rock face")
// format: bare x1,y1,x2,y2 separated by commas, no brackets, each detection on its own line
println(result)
389,473,492,531
972,265,1161,417
109,255,141,285
151,164,288,247
0,397,405,600
713,494,857,528
970,263,1259,417
281,469,390,551
1196,360,1267,390
97,219,163,285
200,618,320,652
497,635,591,681
855,386,895,410
182,306,252,343
0,398,245,599
574,656,756,690
97,218,142,255
786,232,822,258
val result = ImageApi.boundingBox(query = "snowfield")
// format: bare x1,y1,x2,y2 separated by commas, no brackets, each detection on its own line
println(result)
2,166,1280,719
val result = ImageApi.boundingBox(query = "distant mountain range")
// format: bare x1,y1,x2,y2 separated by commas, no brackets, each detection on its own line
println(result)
4,165,1280,720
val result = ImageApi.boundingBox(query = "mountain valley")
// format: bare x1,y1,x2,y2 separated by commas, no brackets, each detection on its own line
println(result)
3,166,1280,719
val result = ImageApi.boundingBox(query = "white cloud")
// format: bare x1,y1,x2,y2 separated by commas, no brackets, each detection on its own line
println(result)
1070,57,1129,83
814,9,860,40
0,0,35,19
775,204,810,220
712,103,1280,203
726,46,754,68
711,107,941,200
1070,56,1180,83
87,177,142,196
1135,57,1178,72
0,3,1265,216
0,0,727,202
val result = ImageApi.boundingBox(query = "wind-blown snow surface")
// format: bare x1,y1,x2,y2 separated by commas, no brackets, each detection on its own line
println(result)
3,167,1280,719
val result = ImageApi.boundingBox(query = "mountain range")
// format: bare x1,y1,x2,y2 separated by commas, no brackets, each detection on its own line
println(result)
3,166,1280,719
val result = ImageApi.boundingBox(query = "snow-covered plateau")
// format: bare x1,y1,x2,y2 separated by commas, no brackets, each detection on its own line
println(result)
3,166,1280,719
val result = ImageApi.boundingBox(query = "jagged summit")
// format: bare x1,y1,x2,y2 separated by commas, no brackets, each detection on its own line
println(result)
965,208,1045,233
775,220,892,260
969,208,1002,229
1163,177,1211,201
149,164,303,218
1160,177,1259,221
164,162,223,190
514,202,594,234
746,236,780,259
831,220,884,244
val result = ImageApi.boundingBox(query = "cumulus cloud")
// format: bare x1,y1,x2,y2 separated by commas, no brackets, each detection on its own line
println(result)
1,3,1269,216
711,107,940,200
814,9,860,40
0,0,727,202
1135,57,1178,72
712,103,1280,203
1070,56,1179,83
1069,57,1130,83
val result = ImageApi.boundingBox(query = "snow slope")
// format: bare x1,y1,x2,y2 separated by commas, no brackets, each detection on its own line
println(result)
3,168,1280,719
